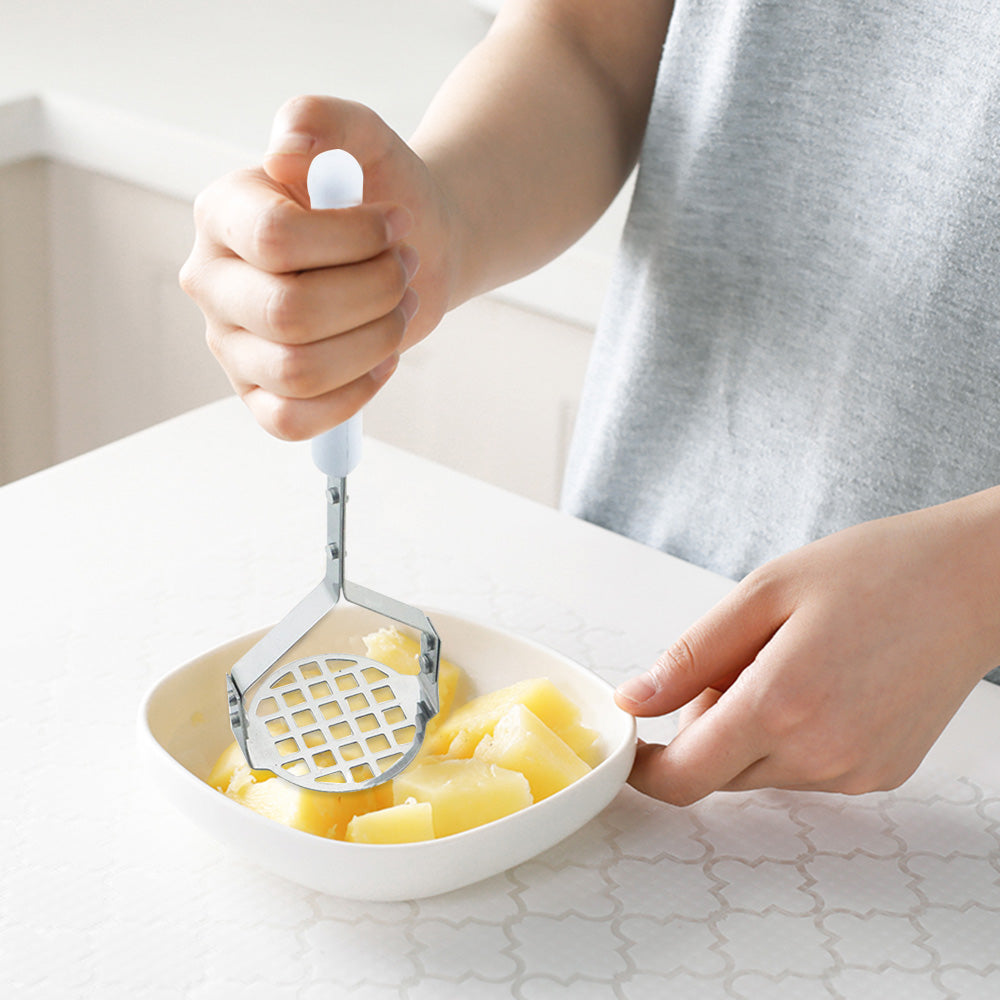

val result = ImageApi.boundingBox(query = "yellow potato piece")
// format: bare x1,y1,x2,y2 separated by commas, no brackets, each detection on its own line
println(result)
443,728,481,760
207,739,271,791
425,677,588,758
474,704,591,801
392,758,532,838
212,741,392,838
363,627,464,743
559,722,602,767
346,799,434,844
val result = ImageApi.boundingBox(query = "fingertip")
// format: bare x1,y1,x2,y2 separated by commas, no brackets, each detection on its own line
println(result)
369,352,400,386
266,130,316,158
627,740,681,802
400,287,420,325
385,205,414,244
263,145,313,187
627,741,709,807
615,674,657,711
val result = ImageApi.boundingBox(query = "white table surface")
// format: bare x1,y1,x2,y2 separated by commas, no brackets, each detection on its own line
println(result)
3,398,1000,999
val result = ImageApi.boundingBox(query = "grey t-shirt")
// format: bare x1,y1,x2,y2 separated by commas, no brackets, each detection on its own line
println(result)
562,0,1000,584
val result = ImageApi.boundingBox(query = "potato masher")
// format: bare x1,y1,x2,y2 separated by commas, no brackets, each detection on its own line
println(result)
226,149,440,793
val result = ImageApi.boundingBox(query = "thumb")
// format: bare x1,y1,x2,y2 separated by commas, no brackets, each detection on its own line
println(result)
262,95,385,190
615,575,787,717
262,97,326,189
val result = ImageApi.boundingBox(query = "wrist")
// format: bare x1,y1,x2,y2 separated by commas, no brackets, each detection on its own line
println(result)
925,485,1000,681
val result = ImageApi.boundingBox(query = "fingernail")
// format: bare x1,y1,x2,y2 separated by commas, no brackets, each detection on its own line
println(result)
616,674,657,706
385,205,413,243
266,131,314,157
399,243,420,281
370,353,399,385
400,287,420,324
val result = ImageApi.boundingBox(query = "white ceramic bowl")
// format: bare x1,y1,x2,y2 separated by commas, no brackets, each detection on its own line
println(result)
138,607,636,901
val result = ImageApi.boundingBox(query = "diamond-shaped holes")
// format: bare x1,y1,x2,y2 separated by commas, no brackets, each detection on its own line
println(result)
376,753,403,774
319,701,343,721
309,681,332,700
356,713,379,733
393,725,416,746
266,718,289,738
282,689,306,708
292,708,316,728
329,721,352,741
316,772,347,785
366,733,391,753
350,763,374,782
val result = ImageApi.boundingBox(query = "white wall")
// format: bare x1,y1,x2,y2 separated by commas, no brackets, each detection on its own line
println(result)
0,160,54,481
0,1,621,499
0,158,593,505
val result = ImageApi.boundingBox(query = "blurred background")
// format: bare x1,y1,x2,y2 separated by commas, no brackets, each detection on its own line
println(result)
0,0,629,504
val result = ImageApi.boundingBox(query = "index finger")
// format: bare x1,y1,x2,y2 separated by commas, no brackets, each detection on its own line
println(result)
194,166,406,273
615,570,789,718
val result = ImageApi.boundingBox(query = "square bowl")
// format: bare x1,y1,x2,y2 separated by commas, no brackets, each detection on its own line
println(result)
138,606,636,900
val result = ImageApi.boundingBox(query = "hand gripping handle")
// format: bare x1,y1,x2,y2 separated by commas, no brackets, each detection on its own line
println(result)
306,149,365,477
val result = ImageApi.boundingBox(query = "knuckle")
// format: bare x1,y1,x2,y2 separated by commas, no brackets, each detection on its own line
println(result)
372,249,411,307
266,398,313,442
203,324,226,362
268,343,316,398
664,782,707,808
378,307,408,353
190,184,216,232
755,688,811,742
263,278,307,342
653,633,699,686
177,257,199,297
738,561,787,612
191,171,241,232
249,198,296,271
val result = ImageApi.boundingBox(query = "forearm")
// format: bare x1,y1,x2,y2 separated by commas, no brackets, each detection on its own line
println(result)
411,0,672,308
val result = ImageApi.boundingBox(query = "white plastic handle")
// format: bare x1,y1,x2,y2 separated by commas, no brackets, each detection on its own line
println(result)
306,149,365,477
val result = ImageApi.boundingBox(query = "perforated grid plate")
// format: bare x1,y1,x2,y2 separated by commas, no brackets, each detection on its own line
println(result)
245,654,423,786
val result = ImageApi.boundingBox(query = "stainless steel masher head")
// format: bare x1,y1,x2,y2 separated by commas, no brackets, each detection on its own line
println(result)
225,149,440,793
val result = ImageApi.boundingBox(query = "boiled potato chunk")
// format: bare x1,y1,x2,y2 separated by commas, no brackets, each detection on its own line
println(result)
363,627,464,742
212,743,391,838
474,704,591,801
346,799,434,844
425,676,597,761
208,738,272,791
393,758,532,838
559,722,602,767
